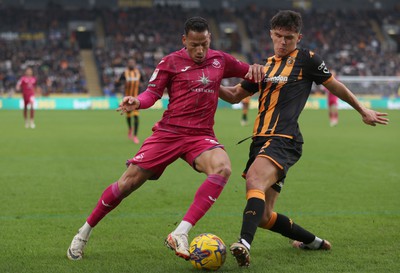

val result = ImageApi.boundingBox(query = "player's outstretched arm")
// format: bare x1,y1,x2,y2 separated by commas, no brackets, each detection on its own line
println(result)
324,78,389,126
219,84,251,104
245,64,264,83
359,108,389,127
116,96,140,114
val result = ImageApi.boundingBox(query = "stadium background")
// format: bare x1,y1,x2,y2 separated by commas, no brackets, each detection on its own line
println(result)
1,2,399,273
0,0,399,110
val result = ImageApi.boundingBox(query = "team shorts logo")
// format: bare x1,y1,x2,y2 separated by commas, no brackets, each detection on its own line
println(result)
133,153,145,162
205,138,219,145
212,59,221,68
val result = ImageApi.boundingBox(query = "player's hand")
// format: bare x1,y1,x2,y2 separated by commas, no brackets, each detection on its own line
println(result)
117,96,140,114
361,108,389,126
245,64,264,83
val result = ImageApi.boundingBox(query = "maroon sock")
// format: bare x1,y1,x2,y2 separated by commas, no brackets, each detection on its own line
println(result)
87,182,123,227
183,174,227,225
30,107,34,119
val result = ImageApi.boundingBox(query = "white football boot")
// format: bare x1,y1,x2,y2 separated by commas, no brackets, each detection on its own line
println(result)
165,233,190,260
67,229,91,260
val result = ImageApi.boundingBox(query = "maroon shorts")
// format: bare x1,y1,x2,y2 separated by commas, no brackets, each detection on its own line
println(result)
327,93,338,106
23,94,35,106
126,129,224,180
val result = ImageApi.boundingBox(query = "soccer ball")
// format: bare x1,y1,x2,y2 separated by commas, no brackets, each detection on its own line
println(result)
189,233,226,271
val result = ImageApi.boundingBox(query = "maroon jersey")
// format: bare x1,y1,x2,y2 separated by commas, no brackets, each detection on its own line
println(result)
146,48,249,136
17,76,37,97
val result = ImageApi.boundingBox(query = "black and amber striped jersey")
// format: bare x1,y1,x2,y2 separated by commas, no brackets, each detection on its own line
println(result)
116,68,143,97
241,48,333,143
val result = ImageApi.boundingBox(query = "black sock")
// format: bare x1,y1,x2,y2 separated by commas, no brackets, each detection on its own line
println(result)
240,197,265,247
269,213,315,244
126,117,132,131
133,116,139,136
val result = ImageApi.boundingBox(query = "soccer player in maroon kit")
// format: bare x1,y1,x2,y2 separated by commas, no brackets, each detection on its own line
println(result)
327,70,339,126
67,17,263,261
16,67,37,128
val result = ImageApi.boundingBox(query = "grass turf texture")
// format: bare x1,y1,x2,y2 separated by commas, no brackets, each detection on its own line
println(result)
1,108,399,273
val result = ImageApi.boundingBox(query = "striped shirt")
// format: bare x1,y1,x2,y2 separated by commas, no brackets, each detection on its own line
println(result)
241,48,333,142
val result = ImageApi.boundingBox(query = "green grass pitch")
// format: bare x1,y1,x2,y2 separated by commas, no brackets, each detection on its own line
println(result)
1,108,399,273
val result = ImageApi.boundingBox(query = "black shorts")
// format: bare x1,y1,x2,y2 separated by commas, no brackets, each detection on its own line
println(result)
242,136,302,193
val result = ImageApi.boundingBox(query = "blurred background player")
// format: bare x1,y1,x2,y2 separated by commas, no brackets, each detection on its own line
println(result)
16,67,37,129
114,58,144,143
327,70,339,126
241,96,250,126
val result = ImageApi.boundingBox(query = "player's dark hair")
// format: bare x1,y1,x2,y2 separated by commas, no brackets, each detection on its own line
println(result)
270,10,303,33
184,16,209,35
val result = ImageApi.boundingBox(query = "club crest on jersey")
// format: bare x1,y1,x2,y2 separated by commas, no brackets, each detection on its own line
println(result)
286,57,295,66
212,59,221,68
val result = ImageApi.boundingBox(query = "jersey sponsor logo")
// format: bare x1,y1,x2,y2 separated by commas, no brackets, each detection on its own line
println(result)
181,66,191,72
317,61,330,74
149,69,159,82
212,59,221,68
190,72,215,93
190,88,215,93
197,71,213,85
265,75,288,84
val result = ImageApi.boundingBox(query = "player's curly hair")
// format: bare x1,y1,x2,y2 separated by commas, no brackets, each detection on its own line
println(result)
270,10,303,33
184,16,209,35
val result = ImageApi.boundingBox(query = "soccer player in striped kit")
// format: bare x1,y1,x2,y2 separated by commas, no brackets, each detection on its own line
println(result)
67,17,263,261
219,10,389,267
115,58,144,143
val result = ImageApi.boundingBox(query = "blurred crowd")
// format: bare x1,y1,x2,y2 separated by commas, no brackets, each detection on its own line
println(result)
0,6,94,95
0,5,399,97
95,6,216,96
242,5,400,77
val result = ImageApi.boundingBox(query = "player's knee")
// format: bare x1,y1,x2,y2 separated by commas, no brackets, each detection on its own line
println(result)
214,162,231,179
246,174,265,192
264,209,274,222
118,167,149,196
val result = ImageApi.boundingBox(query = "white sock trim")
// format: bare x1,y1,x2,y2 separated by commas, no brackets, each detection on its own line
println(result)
173,220,192,235
307,236,323,249
79,222,93,240
240,238,251,250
